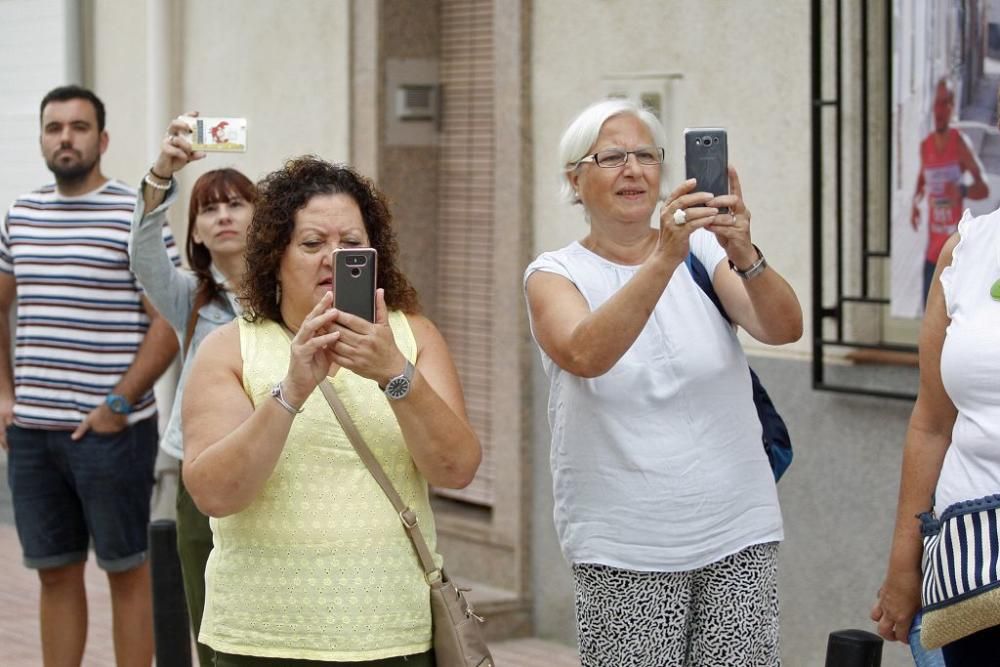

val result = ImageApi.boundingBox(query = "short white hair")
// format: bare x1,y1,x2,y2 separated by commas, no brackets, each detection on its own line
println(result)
558,98,669,205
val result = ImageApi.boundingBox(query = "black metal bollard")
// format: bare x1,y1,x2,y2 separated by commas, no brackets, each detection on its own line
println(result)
825,629,883,667
149,519,193,667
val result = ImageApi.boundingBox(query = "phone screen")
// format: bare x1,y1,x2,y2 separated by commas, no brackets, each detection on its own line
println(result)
332,248,377,322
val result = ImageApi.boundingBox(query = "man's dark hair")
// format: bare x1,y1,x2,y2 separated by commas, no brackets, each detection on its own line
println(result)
40,85,106,132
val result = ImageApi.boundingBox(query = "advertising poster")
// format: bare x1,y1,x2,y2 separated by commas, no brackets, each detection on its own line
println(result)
891,0,1000,318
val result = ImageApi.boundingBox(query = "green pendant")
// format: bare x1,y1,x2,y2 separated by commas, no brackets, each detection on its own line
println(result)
992,279,1000,301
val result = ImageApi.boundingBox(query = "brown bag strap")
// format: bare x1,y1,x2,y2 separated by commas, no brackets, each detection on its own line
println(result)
278,325,440,579
182,286,213,359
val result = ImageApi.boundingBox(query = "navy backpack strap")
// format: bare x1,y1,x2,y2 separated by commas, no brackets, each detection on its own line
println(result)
685,253,729,323
683,252,793,482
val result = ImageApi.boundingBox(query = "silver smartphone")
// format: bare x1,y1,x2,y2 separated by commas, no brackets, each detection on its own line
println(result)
332,248,377,322
684,127,729,214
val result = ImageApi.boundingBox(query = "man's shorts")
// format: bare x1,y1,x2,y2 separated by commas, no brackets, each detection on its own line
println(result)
6,417,159,572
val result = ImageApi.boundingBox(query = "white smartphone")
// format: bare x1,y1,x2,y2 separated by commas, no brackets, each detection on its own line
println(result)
179,116,247,152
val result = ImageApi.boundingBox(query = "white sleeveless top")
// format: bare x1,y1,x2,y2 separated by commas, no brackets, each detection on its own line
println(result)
524,229,783,572
936,209,1000,514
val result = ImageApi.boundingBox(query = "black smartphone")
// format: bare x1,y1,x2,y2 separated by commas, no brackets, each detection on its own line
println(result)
684,127,729,214
332,248,377,322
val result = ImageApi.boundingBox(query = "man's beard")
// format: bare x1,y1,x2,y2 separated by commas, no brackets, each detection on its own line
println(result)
46,151,97,186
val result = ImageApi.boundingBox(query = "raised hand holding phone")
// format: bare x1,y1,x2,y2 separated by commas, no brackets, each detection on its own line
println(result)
152,112,207,181
707,165,759,273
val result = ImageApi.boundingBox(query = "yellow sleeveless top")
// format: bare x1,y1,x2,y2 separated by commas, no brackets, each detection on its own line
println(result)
199,312,441,661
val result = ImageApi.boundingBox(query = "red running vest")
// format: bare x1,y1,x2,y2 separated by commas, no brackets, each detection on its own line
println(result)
920,128,964,263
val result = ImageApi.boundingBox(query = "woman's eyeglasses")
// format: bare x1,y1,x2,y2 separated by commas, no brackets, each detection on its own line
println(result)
575,147,665,168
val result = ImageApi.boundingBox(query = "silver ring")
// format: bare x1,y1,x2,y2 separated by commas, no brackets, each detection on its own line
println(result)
673,208,688,225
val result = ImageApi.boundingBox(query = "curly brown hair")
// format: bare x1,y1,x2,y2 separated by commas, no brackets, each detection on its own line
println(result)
242,156,419,323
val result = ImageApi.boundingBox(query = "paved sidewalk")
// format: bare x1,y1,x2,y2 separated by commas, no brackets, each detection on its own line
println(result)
1,457,579,666
0,522,116,666
0,519,579,666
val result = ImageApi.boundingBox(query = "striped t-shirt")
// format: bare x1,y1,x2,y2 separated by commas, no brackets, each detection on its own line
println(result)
0,179,180,429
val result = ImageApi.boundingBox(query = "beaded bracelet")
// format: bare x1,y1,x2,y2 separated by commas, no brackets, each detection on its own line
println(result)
143,172,171,191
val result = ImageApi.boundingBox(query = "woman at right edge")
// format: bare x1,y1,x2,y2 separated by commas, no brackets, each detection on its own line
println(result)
871,101,1000,664
524,99,802,666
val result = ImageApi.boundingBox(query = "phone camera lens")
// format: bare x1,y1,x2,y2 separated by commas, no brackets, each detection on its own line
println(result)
350,267,361,278
702,135,712,145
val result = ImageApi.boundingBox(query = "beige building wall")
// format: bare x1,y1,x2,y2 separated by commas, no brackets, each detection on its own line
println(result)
87,0,150,188
177,1,351,183
531,0,811,357
89,0,351,236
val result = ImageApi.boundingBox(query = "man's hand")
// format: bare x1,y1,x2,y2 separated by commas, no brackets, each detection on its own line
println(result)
0,394,14,452
71,402,127,440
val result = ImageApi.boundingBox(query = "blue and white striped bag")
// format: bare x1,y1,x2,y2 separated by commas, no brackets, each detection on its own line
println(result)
919,494,1000,649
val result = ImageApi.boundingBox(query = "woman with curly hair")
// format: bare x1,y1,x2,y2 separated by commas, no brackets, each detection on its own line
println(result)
181,156,481,665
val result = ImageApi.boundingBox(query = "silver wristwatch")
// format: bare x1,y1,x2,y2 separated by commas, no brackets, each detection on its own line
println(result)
382,360,415,400
729,245,768,281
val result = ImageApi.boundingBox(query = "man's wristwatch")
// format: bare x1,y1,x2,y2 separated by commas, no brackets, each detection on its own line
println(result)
381,360,415,400
105,393,132,415
729,244,768,281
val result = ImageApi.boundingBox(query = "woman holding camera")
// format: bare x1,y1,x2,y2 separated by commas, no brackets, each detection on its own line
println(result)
130,115,256,665
181,156,481,665
524,99,801,665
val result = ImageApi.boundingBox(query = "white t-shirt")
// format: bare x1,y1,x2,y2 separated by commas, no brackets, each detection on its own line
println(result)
936,208,1000,515
524,229,783,572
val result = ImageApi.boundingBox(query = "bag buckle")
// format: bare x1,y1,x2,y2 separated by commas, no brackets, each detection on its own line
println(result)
465,598,486,624
917,510,940,537
399,508,418,529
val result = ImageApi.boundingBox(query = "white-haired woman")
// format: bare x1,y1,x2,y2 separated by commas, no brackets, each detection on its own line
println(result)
523,99,802,666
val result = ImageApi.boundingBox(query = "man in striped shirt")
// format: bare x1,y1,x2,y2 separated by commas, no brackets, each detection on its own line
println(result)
0,86,179,666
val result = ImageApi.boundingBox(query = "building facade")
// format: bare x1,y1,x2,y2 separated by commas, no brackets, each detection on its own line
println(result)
1,2,944,665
